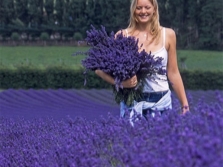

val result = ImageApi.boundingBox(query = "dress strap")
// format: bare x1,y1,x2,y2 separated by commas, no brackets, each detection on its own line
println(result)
163,28,166,47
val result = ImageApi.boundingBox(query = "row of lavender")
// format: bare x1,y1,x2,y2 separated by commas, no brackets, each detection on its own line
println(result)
0,89,223,166
0,89,119,120
0,89,220,120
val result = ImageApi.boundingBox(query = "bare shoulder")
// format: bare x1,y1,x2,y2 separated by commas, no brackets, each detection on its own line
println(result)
115,28,129,37
115,30,122,36
162,27,176,50
165,27,176,39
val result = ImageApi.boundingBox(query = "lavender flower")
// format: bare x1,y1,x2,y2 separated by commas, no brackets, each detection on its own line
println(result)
0,92,223,167
78,25,165,106
1,89,223,166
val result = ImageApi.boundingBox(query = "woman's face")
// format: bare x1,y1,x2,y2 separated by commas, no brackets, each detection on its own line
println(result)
134,0,155,24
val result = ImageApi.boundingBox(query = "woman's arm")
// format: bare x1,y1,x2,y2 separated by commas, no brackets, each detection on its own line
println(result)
95,69,115,85
166,28,189,114
95,70,138,88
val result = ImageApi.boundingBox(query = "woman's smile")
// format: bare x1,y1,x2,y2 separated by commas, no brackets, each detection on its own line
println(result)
138,14,149,20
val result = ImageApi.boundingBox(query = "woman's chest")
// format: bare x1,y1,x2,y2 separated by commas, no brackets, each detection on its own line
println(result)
138,39,163,53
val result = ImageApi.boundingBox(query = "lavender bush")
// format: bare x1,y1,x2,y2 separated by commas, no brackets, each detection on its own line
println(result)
1,91,223,167
77,25,165,106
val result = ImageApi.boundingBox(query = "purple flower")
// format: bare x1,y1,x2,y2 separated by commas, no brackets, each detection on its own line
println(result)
1,90,223,166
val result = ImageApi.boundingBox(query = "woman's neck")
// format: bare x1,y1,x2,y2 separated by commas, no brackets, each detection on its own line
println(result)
136,24,150,32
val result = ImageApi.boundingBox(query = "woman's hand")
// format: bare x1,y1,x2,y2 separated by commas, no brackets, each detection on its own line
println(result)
121,75,138,88
181,105,190,115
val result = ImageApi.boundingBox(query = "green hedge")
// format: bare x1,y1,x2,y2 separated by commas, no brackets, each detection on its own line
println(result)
0,67,110,89
0,68,222,90
180,70,223,90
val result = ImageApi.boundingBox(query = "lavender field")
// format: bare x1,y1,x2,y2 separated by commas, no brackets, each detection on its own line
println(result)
0,89,223,167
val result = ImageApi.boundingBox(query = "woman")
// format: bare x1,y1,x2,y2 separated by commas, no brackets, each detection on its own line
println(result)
95,0,189,119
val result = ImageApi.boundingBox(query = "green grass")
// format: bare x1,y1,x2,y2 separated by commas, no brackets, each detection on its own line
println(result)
0,46,222,71
0,46,88,70
177,50,223,71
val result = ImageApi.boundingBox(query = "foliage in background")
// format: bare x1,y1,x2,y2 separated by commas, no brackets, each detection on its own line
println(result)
73,32,83,41
10,32,20,41
0,0,222,50
40,32,50,41
0,68,222,90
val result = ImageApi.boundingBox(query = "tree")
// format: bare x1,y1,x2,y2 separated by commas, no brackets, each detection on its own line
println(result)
198,0,223,50
68,0,87,36
0,0,15,25
0,0,222,50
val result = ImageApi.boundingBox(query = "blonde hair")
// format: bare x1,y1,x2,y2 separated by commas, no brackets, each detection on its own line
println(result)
128,0,161,44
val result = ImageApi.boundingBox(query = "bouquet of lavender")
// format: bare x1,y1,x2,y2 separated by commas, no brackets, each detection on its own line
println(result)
78,25,165,106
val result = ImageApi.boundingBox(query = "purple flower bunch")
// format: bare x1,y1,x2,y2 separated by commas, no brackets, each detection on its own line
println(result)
81,25,166,106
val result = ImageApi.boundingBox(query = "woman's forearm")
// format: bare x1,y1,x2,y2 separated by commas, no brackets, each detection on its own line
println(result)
95,69,115,85
168,72,189,107
95,70,138,88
